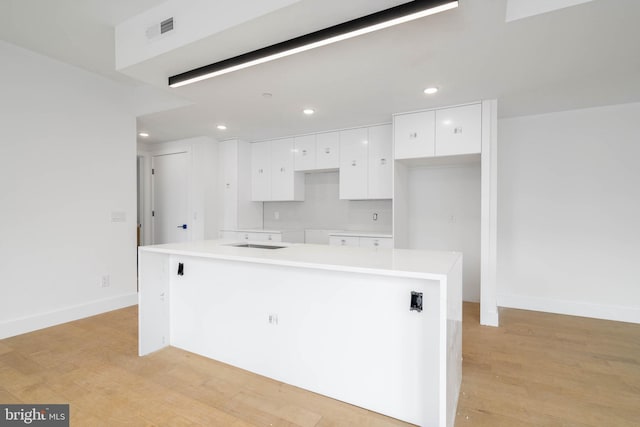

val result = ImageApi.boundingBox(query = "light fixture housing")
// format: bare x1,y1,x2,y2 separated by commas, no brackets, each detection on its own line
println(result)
169,0,458,88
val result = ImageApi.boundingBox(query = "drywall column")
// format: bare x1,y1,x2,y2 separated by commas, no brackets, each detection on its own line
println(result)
480,99,499,326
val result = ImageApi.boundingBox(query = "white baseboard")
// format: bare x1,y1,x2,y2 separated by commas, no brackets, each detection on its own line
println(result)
0,293,138,339
497,293,640,324
480,309,499,327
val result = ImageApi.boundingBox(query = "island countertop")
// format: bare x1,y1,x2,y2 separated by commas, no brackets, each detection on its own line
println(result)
139,239,462,281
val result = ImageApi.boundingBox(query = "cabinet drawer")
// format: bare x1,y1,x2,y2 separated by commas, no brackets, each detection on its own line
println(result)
329,236,360,247
246,232,282,242
359,237,393,249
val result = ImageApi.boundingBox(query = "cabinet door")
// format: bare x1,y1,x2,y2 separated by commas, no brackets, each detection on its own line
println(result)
394,110,436,159
316,131,339,169
270,138,295,201
435,104,481,156
294,134,316,171
367,124,392,199
359,237,393,249
339,128,369,200
221,140,238,229
251,142,271,201
329,236,360,247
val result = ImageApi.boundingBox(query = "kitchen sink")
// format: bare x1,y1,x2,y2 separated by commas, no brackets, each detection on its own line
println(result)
226,243,287,249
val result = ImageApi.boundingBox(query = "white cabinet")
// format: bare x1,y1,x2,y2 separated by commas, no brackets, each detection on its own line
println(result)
251,139,304,201
339,127,369,200
316,132,339,169
339,124,392,200
329,234,393,248
394,110,435,159
367,125,392,199
238,231,283,242
294,131,339,171
394,103,481,160
294,135,316,171
251,141,271,201
220,139,262,230
359,237,394,249
435,104,482,156
329,236,360,247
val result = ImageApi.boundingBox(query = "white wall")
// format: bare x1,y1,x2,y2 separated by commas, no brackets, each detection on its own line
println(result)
406,163,481,302
0,41,137,338
263,172,392,233
498,102,640,323
137,136,219,245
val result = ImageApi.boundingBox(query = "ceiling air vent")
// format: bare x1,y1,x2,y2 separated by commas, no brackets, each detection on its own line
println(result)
160,17,174,34
146,17,174,41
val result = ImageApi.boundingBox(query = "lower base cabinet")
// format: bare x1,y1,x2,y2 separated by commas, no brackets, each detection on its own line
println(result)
329,234,393,248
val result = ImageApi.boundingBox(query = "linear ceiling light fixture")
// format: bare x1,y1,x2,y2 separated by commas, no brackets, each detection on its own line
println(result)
168,0,458,88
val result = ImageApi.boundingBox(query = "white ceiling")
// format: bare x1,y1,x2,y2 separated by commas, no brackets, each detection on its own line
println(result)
1,0,639,144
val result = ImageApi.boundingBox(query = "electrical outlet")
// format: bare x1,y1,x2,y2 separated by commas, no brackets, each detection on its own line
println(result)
101,275,110,288
268,313,279,325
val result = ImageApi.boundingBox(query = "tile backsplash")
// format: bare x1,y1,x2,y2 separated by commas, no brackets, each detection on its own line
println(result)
263,171,392,232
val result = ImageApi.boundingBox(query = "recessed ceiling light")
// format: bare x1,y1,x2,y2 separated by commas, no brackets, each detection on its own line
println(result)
138,132,149,137
424,87,439,95
217,125,227,130
303,109,315,115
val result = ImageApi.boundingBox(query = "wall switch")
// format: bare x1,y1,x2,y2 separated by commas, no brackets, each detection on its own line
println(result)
373,213,378,221
110,212,126,222
268,313,279,325
101,275,110,288
274,211,280,220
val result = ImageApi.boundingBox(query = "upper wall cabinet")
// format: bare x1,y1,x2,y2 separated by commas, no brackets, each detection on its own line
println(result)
339,124,392,200
394,103,481,160
294,131,339,171
394,110,435,159
435,104,482,156
251,138,304,202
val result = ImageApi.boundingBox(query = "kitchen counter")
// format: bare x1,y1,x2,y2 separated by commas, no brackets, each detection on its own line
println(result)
141,239,458,281
138,240,462,427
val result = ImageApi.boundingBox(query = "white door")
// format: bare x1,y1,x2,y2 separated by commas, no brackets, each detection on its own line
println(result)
152,152,190,244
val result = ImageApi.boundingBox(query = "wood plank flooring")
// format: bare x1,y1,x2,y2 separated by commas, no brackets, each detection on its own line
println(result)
0,303,638,426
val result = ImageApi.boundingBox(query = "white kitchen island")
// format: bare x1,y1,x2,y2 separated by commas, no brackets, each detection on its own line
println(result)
138,240,462,427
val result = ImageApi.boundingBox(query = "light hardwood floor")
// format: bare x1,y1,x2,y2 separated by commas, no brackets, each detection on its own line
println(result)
0,303,638,426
